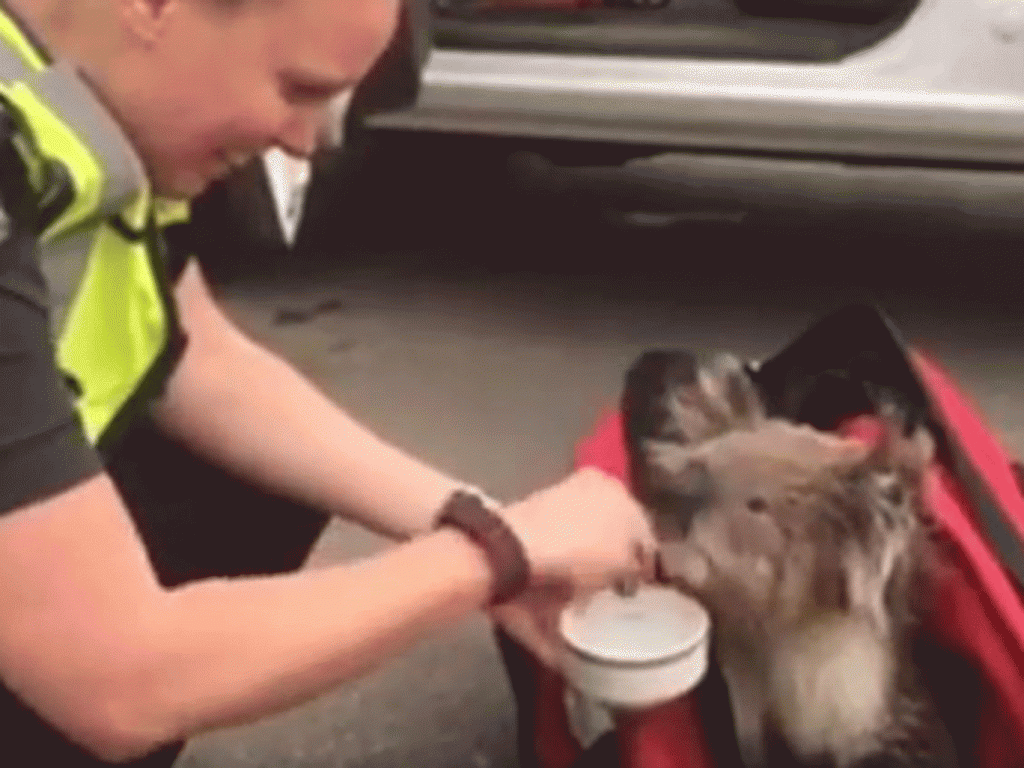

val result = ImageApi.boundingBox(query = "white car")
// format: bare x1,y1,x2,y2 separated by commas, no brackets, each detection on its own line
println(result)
215,0,1024,272
364,0,1024,230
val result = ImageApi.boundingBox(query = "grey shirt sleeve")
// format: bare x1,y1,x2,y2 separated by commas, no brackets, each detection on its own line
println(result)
0,186,103,517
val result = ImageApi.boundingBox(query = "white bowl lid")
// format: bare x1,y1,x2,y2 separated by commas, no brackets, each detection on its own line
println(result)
559,585,711,665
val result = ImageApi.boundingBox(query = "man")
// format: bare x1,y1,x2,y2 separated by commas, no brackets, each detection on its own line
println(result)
0,0,658,765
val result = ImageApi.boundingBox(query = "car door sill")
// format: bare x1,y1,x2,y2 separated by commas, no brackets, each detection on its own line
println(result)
507,151,1024,231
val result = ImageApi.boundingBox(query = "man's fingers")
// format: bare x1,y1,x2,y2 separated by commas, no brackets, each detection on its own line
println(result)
638,539,660,584
493,605,565,671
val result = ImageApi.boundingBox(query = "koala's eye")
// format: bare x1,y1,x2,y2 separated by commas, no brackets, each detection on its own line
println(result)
875,472,904,507
747,496,769,513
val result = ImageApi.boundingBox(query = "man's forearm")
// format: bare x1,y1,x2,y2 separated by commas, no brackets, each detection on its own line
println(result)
152,322,472,539
140,528,492,751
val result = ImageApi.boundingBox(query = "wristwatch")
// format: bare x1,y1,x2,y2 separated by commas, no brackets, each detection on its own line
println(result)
434,489,530,605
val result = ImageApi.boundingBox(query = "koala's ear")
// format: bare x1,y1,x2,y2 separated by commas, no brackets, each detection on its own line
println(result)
706,353,767,430
622,349,701,444
898,424,936,475
872,407,936,477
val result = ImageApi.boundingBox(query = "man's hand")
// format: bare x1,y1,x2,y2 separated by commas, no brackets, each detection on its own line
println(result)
488,583,576,671
489,468,659,671
500,468,658,595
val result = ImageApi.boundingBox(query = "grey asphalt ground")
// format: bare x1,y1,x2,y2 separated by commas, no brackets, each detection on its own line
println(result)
162,191,1024,768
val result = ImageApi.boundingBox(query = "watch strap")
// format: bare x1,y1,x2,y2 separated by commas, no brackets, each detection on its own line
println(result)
434,490,530,605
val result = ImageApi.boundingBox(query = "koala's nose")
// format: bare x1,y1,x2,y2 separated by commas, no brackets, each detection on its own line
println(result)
656,541,712,590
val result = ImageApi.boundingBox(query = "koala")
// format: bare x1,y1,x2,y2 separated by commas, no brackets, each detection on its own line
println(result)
622,350,958,768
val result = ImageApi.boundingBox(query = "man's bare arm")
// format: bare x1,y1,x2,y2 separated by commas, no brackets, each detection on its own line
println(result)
0,462,651,761
152,259,471,539
0,473,493,762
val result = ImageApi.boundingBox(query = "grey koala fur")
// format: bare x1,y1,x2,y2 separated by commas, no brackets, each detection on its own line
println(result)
622,350,959,768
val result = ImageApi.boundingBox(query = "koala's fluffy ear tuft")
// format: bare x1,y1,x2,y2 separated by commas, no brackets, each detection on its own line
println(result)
622,349,768,453
711,353,767,430
872,410,936,478
622,349,701,445
900,424,936,476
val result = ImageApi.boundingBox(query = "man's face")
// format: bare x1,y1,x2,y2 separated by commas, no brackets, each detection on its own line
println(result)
114,0,399,198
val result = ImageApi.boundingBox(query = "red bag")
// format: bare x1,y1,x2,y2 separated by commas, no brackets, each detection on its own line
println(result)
501,305,1024,768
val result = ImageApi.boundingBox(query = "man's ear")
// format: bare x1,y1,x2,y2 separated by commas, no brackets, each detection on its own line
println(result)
119,0,178,45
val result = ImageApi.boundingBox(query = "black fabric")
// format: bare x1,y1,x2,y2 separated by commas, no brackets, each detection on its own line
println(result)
747,303,933,436
0,695,185,768
0,95,76,240
35,157,75,236
494,626,545,768
161,220,197,284
104,414,330,589
569,732,620,768
180,157,290,284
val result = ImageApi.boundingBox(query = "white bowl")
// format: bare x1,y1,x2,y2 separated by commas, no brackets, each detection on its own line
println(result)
558,585,712,710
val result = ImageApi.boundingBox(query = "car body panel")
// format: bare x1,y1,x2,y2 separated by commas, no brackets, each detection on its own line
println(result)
367,0,1024,167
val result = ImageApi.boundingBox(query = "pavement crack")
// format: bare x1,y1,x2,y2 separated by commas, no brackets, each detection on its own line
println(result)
273,298,347,325
330,338,358,353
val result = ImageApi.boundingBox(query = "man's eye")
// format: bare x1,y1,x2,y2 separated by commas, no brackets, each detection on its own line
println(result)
284,83,332,104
